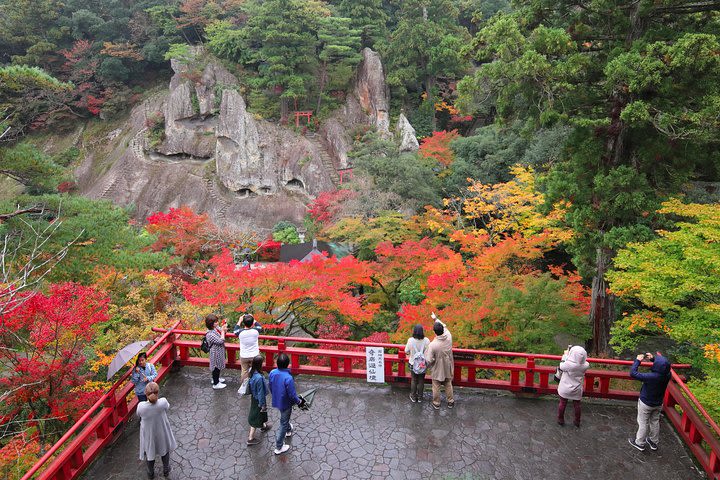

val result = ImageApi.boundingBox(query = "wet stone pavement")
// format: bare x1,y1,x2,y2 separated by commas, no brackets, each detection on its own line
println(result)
82,366,704,480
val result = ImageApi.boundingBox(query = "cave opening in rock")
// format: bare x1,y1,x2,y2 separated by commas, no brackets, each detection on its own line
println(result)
286,178,304,190
236,188,257,198
260,187,272,194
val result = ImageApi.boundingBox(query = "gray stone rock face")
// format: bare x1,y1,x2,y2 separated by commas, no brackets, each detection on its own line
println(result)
215,90,263,192
158,47,235,159
77,48,395,231
355,48,390,137
396,113,419,152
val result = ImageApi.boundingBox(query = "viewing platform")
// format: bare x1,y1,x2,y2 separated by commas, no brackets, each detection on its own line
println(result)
23,323,720,479
82,367,702,479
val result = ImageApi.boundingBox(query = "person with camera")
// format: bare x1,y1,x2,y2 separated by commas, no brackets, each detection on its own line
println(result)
205,313,228,390
556,345,590,427
234,313,263,385
628,351,671,451
268,353,306,455
131,352,158,402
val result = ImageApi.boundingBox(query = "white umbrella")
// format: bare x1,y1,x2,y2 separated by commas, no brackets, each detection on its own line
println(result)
106,340,151,380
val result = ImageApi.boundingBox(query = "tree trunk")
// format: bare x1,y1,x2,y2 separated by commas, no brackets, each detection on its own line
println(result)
280,97,289,125
316,62,327,113
427,74,436,131
590,247,615,355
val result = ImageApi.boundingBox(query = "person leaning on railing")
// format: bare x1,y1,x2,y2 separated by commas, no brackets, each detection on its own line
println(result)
205,313,228,390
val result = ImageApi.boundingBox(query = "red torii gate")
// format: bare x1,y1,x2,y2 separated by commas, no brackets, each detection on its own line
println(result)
337,167,354,184
293,110,313,128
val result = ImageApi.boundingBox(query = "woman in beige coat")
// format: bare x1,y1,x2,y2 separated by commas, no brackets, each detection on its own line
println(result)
426,319,454,409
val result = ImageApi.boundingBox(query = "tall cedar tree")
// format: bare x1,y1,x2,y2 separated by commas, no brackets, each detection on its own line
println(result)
244,0,325,122
457,1,720,353
384,0,469,127
315,16,362,112
336,0,388,48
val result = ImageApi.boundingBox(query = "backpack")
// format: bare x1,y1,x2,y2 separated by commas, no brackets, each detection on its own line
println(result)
200,334,210,353
411,343,427,375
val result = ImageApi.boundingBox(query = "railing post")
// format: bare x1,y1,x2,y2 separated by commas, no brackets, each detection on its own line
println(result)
398,350,406,377
525,357,535,388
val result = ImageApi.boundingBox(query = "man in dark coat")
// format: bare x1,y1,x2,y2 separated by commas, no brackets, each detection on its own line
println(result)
628,351,671,451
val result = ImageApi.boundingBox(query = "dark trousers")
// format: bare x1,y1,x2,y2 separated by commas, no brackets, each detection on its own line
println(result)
212,367,221,385
410,371,425,400
558,397,581,425
146,452,170,477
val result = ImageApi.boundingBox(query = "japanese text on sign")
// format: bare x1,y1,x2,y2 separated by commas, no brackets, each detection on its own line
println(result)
365,347,385,383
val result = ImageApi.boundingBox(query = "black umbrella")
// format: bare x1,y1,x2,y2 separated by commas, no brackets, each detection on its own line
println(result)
297,388,317,410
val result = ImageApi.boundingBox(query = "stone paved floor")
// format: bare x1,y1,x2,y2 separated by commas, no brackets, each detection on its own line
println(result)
82,367,704,480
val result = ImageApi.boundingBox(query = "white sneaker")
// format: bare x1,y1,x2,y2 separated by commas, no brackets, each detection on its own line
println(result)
212,383,227,390
273,444,290,455
285,423,294,438
219,378,226,383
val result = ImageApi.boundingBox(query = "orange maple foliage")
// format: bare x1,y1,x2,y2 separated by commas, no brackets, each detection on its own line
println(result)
184,249,380,333
419,130,460,167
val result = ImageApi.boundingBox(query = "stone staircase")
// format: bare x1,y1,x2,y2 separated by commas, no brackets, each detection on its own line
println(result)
205,176,229,225
100,128,148,200
305,133,340,188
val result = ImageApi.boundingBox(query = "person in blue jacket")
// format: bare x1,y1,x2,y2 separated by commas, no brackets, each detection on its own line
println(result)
131,352,158,402
268,353,306,455
246,355,272,446
628,351,671,451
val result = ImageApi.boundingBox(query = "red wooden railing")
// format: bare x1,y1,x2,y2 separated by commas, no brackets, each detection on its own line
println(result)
23,327,718,480
21,321,181,480
664,370,720,478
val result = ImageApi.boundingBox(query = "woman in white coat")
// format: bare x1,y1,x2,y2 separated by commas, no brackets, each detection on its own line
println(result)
137,382,177,479
557,345,590,427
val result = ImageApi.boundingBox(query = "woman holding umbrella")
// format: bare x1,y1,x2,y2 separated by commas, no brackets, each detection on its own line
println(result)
131,352,158,402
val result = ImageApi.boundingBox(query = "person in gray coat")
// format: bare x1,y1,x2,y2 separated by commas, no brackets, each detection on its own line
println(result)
556,345,590,427
137,382,177,479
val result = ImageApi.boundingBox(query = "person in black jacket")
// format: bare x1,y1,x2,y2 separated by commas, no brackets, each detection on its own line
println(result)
628,352,671,451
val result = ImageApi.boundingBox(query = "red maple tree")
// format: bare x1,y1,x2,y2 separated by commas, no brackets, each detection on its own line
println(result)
418,130,460,167
0,283,110,444
184,250,379,334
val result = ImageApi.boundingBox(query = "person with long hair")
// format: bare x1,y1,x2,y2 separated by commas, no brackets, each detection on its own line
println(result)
137,382,177,479
405,324,430,403
131,352,157,402
246,355,272,446
205,313,227,389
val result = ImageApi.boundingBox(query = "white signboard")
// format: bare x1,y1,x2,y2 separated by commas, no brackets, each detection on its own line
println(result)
365,347,385,383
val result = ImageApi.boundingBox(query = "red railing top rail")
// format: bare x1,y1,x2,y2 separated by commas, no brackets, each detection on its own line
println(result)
670,369,720,438
21,320,181,480
150,327,691,369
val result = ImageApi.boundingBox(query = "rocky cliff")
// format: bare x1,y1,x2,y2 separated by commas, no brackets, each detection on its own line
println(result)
76,47,413,232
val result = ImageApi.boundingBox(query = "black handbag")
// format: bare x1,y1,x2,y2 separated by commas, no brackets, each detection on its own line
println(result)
554,366,562,383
